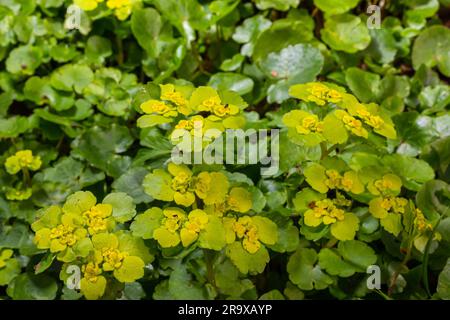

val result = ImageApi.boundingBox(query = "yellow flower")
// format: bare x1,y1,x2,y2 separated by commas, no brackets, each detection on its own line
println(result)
33,209,87,255
140,99,178,118
413,208,432,233
5,150,41,174
336,111,368,138
114,5,132,20
82,204,114,235
226,187,253,213
74,0,103,11
80,232,146,300
180,209,209,247
168,163,196,207
368,174,402,196
304,198,360,241
82,262,102,282
198,95,223,113
106,0,130,9
153,208,186,247
356,108,385,129
230,216,278,254
5,187,32,201
369,196,407,219
289,82,343,106
233,216,261,254
160,84,191,115
192,171,229,205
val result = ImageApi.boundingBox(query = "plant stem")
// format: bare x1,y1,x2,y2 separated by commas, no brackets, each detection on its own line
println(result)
22,167,31,188
116,35,124,65
324,237,338,248
204,249,216,287
388,244,412,296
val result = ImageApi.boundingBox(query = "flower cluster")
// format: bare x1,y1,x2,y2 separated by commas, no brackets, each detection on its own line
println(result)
303,197,360,241
31,191,151,299
137,85,247,145
283,82,397,147
5,150,41,174
304,163,365,195
130,161,279,274
3,150,42,201
74,0,139,20
289,82,343,106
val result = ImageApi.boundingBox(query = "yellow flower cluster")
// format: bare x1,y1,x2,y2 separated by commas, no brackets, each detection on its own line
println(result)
305,199,345,226
368,174,402,196
324,169,364,194
138,85,246,132
414,208,432,233
233,216,261,254
356,108,385,130
78,232,146,300
32,192,114,259
5,150,41,175
296,115,323,134
335,110,368,138
290,82,343,106
74,0,137,20
5,187,32,201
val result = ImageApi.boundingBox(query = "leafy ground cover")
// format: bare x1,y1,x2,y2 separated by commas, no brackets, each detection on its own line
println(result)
0,0,449,300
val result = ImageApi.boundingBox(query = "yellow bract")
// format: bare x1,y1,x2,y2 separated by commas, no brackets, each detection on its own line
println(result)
0,249,14,269
289,82,343,106
335,110,368,138
304,199,345,226
83,204,113,235
233,216,261,254
5,187,32,201
180,209,209,247
74,0,136,20
5,150,41,175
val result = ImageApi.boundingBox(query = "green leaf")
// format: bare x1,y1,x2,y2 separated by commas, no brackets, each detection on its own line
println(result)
103,192,137,223
345,67,380,103
71,124,133,178
220,54,244,72
198,216,226,250
85,36,112,64
253,18,313,61
416,180,450,220
0,116,30,138
287,247,333,290
7,273,57,300
337,240,377,271
437,258,450,299
260,44,324,103
318,248,356,277
226,241,270,275
254,0,299,11
168,266,207,300
412,25,450,77
321,14,371,53
112,167,153,204
50,64,94,93
314,0,360,15
34,253,56,275
383,154,435,191
130,207,164,239
208,73,254,95
6,45,42,75
131,8,162,57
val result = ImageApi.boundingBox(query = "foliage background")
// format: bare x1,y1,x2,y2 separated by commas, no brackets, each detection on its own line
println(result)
0,0,449,300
